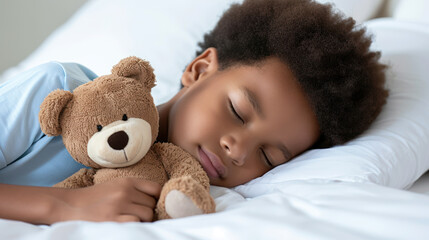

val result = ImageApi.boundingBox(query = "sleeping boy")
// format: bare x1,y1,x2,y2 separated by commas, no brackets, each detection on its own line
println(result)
0,0,388,224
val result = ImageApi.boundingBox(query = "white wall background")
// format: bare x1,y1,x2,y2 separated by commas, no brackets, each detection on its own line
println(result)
0,0,86,73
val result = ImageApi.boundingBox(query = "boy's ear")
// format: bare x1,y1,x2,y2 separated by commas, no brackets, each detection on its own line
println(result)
181,47,219,87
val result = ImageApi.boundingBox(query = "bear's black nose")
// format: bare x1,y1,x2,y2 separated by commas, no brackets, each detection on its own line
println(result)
108,131,129,150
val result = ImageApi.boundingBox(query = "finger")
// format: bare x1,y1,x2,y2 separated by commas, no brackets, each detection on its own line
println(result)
129,190,157,208
121,204,155,222
117,215,140,223
129,179,162,199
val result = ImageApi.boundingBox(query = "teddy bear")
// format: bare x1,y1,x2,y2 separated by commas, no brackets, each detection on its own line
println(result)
38,56,215,220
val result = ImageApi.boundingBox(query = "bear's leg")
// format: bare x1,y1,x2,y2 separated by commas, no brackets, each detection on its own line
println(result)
53,168,95,188
156,176,215,220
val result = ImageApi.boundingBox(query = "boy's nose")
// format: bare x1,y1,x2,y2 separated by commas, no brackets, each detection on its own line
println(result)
220,134,249,166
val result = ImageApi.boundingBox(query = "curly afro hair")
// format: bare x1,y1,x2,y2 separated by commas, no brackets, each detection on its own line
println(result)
196,0,388,148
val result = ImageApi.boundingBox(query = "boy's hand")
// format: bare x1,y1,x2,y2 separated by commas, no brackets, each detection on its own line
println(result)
56,178,161,223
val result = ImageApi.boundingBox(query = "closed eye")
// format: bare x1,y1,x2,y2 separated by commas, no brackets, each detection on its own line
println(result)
229,100,244,124
260,148,273,167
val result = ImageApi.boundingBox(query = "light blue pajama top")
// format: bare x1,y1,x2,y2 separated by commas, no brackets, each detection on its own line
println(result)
0,62,98,186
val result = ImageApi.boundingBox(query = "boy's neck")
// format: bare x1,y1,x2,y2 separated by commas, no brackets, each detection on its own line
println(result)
156,87,186,143
156,102,169,143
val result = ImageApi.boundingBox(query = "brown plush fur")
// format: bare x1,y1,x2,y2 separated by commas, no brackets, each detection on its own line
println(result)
39,57,215,220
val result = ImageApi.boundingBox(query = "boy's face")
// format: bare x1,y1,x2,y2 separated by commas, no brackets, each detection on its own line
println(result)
167,48,320,188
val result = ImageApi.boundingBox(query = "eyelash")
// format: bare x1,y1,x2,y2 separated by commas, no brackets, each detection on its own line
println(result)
260,148,273,167
228,100,272,167
229,100,244,124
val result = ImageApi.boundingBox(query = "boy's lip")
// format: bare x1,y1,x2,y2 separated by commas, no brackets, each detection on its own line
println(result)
198,146,226,179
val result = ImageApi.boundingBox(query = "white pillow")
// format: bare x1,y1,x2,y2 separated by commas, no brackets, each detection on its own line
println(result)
0,0,243,105
393,0,429,25
235,18,429,197
315,0,385,23
3,1,429,198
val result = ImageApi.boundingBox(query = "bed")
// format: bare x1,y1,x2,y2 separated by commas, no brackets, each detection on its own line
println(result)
1,0,429,239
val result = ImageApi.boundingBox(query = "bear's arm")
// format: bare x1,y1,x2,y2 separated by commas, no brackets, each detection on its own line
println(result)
152,142,210,191
53,168,96,188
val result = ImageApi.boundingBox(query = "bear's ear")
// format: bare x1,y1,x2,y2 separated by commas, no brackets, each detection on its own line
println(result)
39,89,73,136
111,56,156,89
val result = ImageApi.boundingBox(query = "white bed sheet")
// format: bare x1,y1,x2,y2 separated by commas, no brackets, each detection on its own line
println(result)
409,171,429,194
1,180,428,240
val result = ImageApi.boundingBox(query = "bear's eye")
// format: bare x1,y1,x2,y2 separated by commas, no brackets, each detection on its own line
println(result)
122,114,128,121
97,125,103,132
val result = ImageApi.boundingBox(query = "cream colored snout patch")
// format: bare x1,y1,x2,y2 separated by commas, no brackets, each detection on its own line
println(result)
87,118,152,168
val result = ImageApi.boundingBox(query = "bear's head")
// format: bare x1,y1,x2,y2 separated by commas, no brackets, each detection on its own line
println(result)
39,57,158,169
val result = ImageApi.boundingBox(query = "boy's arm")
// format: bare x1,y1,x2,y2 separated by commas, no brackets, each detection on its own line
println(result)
0,63,71,168
0,178,161,225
